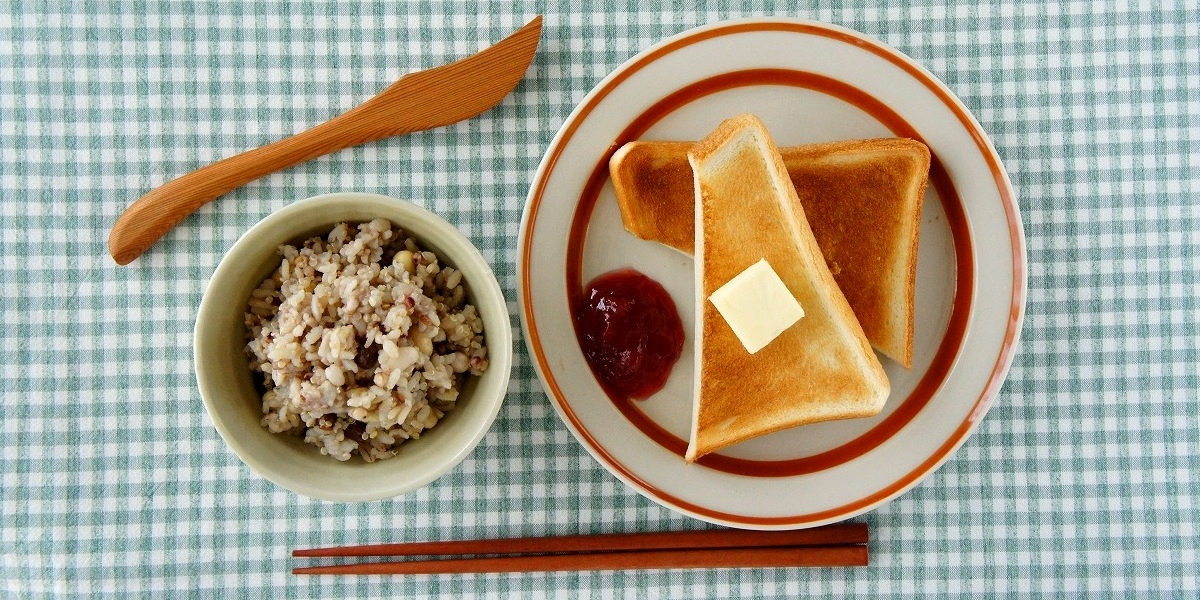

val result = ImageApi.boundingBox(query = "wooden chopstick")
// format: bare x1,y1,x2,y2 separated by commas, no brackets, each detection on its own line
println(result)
292,524,869,575
293,523,867,558
293,545,868,575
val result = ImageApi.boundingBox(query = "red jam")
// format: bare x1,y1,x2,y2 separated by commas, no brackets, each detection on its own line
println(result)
575,269,685,400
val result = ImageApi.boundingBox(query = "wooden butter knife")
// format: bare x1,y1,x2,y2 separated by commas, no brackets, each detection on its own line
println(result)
109,16,543,265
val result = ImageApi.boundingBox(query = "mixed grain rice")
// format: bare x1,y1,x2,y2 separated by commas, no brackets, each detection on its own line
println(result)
244,219,488,462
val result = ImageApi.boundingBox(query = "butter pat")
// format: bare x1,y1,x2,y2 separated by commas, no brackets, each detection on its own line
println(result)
708,259,804,354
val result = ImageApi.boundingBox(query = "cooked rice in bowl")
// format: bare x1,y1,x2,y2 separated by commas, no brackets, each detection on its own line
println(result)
244,218,488,462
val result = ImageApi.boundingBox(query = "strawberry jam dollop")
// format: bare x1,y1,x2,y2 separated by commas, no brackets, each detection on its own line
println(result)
575,269,685,400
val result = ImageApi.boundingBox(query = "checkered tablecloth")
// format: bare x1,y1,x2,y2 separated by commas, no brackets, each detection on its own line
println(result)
2,1,1197,597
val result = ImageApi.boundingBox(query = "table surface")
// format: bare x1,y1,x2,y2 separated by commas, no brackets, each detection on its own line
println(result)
2,1,1197,597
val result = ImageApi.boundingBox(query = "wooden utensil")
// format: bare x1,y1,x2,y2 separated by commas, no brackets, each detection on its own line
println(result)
293,546,869,575
108,16,543,266
291,524,870,575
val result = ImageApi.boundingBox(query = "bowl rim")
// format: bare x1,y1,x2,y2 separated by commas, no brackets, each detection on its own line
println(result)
194,191,513,501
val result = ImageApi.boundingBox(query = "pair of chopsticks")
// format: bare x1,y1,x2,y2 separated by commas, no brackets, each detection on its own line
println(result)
292,523,868,575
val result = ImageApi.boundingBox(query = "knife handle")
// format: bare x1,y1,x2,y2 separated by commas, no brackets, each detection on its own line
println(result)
107,110,381,266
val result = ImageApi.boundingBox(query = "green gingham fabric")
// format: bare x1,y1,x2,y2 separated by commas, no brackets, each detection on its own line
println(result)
2,0,1197,597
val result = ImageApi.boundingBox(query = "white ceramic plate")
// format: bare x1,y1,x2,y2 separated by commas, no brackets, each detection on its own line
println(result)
518,19,1025,529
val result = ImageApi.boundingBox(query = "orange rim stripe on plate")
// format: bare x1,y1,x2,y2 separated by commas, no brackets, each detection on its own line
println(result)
563,68,973,477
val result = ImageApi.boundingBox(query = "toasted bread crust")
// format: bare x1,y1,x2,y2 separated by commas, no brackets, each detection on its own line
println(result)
610,137,929,367
686,115,890,462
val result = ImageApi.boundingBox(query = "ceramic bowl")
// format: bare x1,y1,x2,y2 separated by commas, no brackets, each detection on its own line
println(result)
194,192,512,501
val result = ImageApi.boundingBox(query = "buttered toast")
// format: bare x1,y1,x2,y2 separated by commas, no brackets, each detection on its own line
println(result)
686,115,890,462
610,137,929,368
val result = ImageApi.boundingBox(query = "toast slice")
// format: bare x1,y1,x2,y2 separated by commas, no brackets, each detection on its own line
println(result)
686,114,890,462
610,137,929,368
